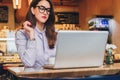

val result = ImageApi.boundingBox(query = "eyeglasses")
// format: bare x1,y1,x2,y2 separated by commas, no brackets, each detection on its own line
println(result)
36,6,51,15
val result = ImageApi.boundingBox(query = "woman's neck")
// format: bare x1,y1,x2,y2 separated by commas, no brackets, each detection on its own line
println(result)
36,22,45,31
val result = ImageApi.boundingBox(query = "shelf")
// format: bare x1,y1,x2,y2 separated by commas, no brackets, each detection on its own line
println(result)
0,38,15,41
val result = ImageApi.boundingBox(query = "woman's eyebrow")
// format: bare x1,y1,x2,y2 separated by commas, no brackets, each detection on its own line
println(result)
38,5,51,9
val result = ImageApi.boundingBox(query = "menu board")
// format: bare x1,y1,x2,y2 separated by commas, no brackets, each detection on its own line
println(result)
55,12,79,24
0,6,8,23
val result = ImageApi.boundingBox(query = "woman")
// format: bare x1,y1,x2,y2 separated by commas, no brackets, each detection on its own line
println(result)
15,0,57,67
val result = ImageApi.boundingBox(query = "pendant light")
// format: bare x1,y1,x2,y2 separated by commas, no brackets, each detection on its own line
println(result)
12,0,22,9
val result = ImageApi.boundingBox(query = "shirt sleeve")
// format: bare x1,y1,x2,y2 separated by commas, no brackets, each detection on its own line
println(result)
15,30,36,67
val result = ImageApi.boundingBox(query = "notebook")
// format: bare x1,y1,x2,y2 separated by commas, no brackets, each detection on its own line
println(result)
44,30,108,69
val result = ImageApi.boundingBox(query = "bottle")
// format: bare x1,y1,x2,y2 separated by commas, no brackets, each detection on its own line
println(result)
105,48,114,64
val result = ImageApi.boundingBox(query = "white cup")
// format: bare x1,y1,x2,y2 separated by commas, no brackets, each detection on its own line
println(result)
48,57,55,64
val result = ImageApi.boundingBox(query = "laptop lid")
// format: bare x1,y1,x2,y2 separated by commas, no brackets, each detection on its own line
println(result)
45,30,108,69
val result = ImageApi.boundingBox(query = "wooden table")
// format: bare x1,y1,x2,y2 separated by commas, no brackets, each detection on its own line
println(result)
7,63,120,79
3,63,23,70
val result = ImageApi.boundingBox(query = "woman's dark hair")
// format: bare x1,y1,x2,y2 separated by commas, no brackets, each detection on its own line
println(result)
25,0,57,49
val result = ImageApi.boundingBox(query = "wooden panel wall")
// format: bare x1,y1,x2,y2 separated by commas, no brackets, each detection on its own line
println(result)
15,0,29,27
78,0,87,30
79,0,120,54
85,0,113,29
112,0,120,54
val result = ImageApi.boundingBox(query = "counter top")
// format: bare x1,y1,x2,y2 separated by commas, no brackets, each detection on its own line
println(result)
7,63,120,78
0,54,21,64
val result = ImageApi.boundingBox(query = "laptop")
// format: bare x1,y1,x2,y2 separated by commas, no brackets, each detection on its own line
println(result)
44,30,108,69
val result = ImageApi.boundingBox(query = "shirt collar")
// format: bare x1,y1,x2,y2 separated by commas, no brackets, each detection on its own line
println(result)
35,26,46,34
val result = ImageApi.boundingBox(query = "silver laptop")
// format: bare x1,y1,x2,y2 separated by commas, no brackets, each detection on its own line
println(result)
44,30,108,69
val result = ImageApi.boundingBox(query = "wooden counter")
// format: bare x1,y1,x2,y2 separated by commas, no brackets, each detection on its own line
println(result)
7,63,120,79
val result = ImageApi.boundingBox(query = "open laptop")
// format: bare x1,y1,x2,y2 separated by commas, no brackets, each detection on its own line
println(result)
44,30,108,69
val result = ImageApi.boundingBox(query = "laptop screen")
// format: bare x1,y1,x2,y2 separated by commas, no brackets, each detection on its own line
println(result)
53,30,108,68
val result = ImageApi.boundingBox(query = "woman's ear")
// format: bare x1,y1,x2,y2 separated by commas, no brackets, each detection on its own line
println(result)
31,7,35,15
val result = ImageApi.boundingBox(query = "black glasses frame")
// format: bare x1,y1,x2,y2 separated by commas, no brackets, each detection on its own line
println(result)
36,5,51,15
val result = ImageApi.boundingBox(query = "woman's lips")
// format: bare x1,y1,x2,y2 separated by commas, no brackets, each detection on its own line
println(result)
42,16,47,19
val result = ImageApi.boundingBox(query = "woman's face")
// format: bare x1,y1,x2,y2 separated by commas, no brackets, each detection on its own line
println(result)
31,0,51,24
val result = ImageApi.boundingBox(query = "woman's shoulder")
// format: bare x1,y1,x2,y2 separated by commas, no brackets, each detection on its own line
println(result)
16,29,25,35
15,29,27,39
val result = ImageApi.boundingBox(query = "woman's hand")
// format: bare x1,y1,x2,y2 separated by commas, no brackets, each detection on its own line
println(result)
23,21,35,40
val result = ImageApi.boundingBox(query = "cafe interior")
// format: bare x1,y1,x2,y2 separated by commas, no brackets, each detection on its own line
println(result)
0,0,120,80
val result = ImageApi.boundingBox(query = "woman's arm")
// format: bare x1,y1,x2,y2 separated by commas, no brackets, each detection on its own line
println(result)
15,30,36,67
